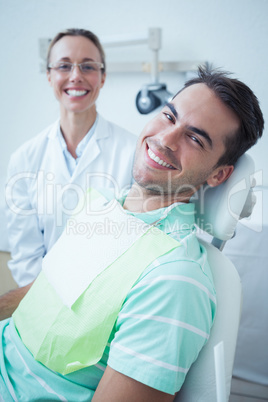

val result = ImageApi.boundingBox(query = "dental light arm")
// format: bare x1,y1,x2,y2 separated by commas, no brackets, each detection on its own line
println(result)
135,28,173,114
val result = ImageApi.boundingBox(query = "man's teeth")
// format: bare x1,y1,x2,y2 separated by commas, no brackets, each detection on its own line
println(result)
148,148,174,168
67,89,87,97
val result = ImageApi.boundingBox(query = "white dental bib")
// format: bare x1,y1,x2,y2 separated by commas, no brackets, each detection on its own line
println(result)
42,189,151,308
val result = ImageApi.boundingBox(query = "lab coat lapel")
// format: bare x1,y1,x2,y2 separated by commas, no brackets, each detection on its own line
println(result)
70,116,108,183
46,121,71,182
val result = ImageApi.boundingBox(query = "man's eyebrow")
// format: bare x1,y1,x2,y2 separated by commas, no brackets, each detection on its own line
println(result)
166,102,178,119
166,102,213,147
188,126,213,148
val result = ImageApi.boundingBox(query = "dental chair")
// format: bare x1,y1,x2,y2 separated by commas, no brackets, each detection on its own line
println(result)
175,154,256,402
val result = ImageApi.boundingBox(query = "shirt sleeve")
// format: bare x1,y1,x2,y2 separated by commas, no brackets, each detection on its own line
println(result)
108,258,216,395
5,154,45,286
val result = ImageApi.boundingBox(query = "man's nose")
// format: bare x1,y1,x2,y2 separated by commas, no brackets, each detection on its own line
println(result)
159,126,182,152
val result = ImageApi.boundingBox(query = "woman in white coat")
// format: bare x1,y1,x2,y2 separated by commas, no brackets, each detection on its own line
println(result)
5,28,137,287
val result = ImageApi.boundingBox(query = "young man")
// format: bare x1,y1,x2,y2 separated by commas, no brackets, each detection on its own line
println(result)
0,67,264,401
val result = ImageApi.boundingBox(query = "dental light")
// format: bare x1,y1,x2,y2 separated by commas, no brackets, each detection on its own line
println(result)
135,83,173,115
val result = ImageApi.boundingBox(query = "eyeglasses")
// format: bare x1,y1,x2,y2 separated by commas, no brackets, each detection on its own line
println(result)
48,61,104,74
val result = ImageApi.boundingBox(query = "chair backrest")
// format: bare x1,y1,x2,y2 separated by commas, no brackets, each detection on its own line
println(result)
191,153,255,249
175,241,242,401
175,154,255,401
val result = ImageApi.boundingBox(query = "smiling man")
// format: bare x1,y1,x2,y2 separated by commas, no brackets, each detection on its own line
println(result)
0,66,264,401
127,81,241,212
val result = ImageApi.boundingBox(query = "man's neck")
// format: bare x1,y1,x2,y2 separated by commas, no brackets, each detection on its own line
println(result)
123,183,190,213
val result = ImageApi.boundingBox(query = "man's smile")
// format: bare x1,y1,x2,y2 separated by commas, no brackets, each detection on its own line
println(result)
146,143,177,170
147,148,175,169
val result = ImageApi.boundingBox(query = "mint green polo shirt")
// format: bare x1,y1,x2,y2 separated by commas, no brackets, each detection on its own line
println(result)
0,193,216,400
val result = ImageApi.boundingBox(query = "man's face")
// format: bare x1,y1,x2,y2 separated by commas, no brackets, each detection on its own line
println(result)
133,83,240,203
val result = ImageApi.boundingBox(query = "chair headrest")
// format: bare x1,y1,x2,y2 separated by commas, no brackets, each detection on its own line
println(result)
191,154,255,241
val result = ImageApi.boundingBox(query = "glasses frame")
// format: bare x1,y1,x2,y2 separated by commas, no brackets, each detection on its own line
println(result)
48,61,104,74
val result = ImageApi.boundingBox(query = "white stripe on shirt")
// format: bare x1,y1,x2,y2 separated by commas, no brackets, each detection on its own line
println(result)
133,274,216,304
112,342,189,373
14,345,67,401
118,312,209,339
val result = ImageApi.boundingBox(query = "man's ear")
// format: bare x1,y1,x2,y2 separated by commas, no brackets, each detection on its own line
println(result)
207,165,234,187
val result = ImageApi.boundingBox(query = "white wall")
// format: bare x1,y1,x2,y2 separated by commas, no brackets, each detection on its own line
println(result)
0,0,267,187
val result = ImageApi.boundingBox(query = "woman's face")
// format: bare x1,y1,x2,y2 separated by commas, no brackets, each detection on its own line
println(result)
47,35,106,116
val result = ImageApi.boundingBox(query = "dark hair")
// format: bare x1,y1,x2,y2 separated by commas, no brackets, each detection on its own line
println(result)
174,65,264,167
46,28,106,74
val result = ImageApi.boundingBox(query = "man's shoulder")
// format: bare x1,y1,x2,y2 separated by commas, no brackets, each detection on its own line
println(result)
138,235,214,290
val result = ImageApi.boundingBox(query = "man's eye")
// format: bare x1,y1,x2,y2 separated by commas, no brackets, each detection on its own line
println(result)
163,112,174,123
190,135,203,147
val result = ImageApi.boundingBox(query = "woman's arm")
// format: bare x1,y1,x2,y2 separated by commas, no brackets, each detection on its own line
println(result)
6,154,46,286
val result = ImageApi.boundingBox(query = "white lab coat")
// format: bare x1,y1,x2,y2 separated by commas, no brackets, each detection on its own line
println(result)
6,115,137,286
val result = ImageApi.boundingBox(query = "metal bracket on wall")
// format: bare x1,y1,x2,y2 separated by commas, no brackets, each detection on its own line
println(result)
106,60,206,74
102,28,205,81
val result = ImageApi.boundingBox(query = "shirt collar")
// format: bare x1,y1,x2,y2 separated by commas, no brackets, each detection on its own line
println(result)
57,115,99,158
116,191,196,239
